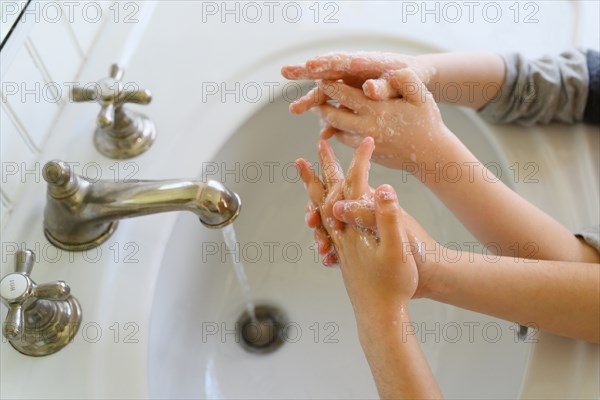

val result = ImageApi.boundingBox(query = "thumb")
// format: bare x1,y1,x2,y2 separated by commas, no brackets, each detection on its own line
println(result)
362,78,397,100
333,200,376,230
387,68,429,106
374,184,403,246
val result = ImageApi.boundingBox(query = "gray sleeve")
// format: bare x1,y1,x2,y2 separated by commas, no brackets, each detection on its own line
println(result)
478,49,589,126
584,49,600,124
575,225,600,253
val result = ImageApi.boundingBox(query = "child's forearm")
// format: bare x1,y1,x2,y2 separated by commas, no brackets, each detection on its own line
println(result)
418,52,505,109
423,250,600,343
415,127,599,264
357,311,442,400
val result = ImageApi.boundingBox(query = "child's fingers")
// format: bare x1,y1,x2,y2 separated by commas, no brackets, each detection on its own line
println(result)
285,53,418,82
314,141,345,232
295,159,325,205
305,54,355,79
283,54,366,81
317,80,371,113
305,201,321,228
281,64,309,80
363,78,398,100
314,227,332,254
323,182,345,231
317,140,344,189
320,124,340,140
289,87,329,114
387,68,429,106
306,53,399,80
312,104,362,134
344,137,375,199
374,184,404,247
333,200,376,230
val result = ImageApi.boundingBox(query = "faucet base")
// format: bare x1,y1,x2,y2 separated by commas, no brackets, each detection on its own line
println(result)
9,296,82,357
94,110,156,159
44,221,118,251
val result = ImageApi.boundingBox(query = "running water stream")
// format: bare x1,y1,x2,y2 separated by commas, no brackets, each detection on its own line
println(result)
222,224,257,323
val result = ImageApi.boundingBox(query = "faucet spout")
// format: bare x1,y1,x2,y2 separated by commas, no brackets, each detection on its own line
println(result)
42,160,241,251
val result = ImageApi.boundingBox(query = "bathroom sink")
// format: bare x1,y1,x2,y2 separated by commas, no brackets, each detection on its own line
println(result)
148,92,531,399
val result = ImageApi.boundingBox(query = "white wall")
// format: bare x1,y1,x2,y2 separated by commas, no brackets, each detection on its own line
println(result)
1,1,109,229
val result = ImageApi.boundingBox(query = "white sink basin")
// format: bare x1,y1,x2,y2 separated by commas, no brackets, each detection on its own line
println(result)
148,93,531,399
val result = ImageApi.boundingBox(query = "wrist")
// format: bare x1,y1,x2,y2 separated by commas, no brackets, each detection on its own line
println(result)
355,306,412,343
409,125,458,176
415,54,440,90
412,241,447,300
419,247,465,302
354,302,410,328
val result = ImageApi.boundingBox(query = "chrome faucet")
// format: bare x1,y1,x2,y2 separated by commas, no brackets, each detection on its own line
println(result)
42,160,241,251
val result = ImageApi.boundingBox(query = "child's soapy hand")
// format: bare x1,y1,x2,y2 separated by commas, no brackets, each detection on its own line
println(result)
282,52,436,115
338,183,421,314
296,138,435,301
312,69,448,171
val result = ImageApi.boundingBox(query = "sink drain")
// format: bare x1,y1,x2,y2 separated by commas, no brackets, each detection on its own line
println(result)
237,304,286,354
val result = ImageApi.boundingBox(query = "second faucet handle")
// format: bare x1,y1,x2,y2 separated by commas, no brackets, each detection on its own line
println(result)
71,63,156,159
0,250,82,356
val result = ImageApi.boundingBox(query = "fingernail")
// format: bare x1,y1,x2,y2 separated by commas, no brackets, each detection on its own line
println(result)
294,159,304,173
283,65,308,79
376,184,397,201
333,202,345,218
362,80,377,97
289,102,301,114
